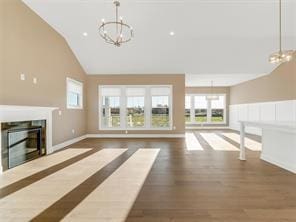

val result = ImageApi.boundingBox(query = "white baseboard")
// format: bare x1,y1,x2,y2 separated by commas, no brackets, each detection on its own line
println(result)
186,126,230,130
51,135,87,152
86,134,185,138
50,133,185,153
261,154,296,174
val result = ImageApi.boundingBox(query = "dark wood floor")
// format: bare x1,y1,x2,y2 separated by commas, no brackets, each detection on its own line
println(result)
71,130,296,222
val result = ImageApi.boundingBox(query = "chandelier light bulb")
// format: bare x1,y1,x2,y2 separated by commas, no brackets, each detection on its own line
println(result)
269,50,294,64
131,28,134,37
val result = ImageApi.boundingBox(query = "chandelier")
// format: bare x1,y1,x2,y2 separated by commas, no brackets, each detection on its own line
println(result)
99,0,134,47
206,81,219,101
269,0,294,64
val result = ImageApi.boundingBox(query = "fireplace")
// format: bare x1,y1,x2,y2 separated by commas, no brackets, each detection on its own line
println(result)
0,105,57,173
1,120,46,170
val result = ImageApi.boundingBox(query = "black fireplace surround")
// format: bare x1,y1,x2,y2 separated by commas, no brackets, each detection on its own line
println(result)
1,120,46,171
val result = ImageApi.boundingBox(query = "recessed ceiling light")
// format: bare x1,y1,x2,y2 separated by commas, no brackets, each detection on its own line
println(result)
83,32,88,36
169,31,175,36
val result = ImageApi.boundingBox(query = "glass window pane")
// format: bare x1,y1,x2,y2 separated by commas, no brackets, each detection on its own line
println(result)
152,96,169,128
127,96,145,127
211,96,224,122
185,96,191,123
194,96,207,122
67,78,83,109
68,92,79,107
211,95,224,108
102,96,120,127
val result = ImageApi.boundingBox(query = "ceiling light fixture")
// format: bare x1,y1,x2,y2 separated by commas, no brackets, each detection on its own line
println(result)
99,0,134,47
169,31,175,36
269,0,294,64
206,81,219,101
83,32,88,36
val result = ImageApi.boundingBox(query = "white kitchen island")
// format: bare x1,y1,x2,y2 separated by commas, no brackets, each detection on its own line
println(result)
239,121,296,173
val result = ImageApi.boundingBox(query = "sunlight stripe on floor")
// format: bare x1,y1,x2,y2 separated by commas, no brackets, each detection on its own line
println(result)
221,133,262,151
0,148,91,188
200,133,239,151
62,149,160,222
0,149,127,222
185,132,203,150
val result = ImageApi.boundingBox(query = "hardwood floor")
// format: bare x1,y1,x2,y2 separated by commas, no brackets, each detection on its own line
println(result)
1,130,296,221
74,130,296,222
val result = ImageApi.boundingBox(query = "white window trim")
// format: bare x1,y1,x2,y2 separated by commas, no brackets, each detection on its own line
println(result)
66,77,83,109
185,93,227,125
98,85,173,131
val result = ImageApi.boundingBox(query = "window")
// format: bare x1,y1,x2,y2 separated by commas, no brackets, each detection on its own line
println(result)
67,78,83,109
102,96,120,128
185,96,191,123
101,87,121,128
99,85,172,130
211,95,225,122
194,96,208,122
152,96,169,127
185,94,226,124
126,88,145,128
151,87,171,128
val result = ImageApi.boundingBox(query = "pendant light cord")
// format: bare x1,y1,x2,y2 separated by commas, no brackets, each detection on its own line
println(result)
116,3,118,34
211,81,213,94
279,0,282,53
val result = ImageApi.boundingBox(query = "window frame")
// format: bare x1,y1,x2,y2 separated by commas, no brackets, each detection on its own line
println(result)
98,85,173,131
185,95,191,124
66,77,83,109
185,94,227,125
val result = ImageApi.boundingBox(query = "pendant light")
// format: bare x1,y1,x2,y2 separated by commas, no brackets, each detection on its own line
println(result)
206,81,219,101
269,0,294,64
99,1,134,47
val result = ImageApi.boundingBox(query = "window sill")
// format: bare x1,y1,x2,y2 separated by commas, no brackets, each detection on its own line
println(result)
67,106,83,110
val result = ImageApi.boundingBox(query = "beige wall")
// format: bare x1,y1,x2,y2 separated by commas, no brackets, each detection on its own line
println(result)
186,87,229,95
1,0,87,145
86,74,185,134
230,58,296,105
185,87,230,126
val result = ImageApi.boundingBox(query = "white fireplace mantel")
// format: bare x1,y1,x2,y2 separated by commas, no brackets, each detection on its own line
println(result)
0,105,58,173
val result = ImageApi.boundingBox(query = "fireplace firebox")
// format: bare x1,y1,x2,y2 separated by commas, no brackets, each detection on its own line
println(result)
1,120,46,171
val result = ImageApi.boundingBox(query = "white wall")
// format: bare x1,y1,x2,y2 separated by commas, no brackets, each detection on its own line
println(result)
229,100,296,135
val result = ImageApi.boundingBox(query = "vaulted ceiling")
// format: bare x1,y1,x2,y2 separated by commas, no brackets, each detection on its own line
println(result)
23,0,296,86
